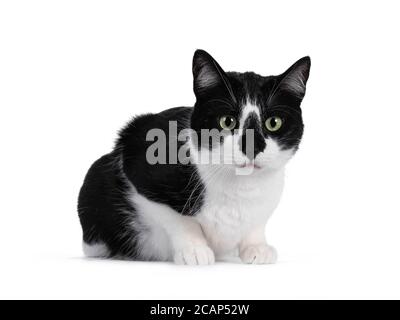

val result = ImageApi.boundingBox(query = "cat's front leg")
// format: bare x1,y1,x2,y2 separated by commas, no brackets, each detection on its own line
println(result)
170,217,215,265
239,226,277,264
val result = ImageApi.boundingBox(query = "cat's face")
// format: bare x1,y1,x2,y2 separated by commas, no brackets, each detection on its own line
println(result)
190,50,310,176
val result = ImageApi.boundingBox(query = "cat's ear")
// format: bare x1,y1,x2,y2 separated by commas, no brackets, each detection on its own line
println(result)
192,49,236,102
276,56,311,99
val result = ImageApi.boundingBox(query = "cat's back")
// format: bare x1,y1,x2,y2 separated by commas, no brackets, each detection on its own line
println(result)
118,106,192,141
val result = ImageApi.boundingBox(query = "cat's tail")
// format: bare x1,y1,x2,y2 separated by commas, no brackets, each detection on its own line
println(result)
82,241,110,258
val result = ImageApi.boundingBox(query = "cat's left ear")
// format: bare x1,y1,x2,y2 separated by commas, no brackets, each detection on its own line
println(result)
276,56,311,99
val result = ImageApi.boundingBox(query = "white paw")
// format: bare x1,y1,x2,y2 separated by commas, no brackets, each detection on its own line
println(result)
173,245,215,265
240,244,277,264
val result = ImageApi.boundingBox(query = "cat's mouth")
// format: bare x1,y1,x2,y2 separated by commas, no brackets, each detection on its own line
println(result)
235,162,262,169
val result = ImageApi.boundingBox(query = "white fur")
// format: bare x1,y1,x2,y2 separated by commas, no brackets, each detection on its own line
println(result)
82,241,109,258
240,244,278,264
239,102,261,128
194,165,285,258
126,104,295,265
128,165,284,265
130,188,215,264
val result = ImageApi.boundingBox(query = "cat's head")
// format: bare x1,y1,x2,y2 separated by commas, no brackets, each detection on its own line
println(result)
190,49,310,176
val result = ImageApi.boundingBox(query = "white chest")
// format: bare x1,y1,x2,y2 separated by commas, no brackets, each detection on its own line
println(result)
195,169,285,256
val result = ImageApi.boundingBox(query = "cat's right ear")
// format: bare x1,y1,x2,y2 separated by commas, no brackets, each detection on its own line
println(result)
192,49,236,102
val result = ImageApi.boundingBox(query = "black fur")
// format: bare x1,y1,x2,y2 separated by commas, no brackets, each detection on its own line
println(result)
78,49,310,258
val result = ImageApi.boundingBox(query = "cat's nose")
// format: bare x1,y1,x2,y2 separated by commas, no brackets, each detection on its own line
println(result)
240,132,266,160
239,113,266,160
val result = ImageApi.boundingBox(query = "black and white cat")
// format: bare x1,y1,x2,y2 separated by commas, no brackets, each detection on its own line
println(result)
78,49,310,265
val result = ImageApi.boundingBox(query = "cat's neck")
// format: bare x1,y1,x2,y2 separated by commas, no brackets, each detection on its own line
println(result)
195,163,285,200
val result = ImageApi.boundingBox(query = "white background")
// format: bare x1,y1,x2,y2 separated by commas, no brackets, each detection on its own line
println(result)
1,0,399,300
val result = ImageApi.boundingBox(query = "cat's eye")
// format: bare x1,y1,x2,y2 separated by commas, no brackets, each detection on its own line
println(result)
219,115,237,130
265,116,283,132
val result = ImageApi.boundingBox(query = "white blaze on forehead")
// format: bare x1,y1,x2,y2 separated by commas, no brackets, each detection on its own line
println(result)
239,102,261,129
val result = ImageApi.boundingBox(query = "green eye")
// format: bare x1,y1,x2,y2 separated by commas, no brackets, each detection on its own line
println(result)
219,115,237,130
265,116,283,132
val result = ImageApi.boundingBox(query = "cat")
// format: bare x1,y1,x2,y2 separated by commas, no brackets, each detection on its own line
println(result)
77,49,311,265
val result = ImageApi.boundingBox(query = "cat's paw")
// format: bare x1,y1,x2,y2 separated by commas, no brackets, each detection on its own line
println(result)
173,245,215,265
240,244,277,264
